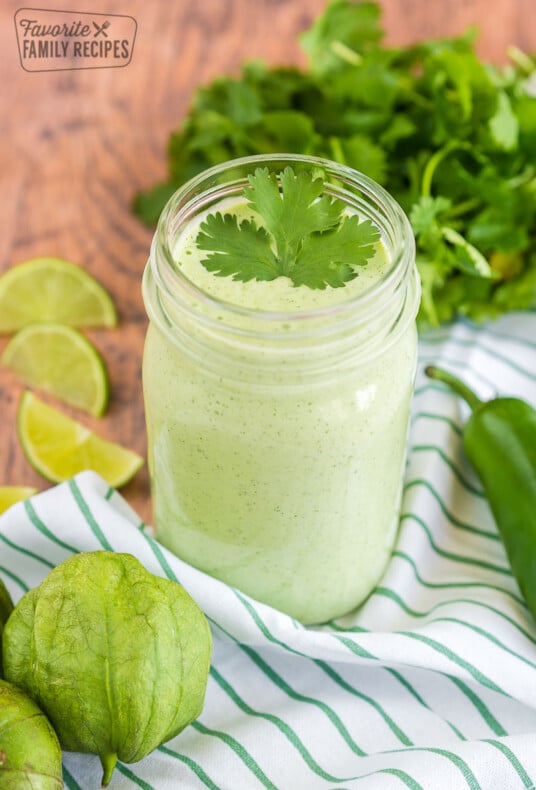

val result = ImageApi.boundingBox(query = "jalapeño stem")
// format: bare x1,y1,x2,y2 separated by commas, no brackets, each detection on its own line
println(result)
425,365,482,411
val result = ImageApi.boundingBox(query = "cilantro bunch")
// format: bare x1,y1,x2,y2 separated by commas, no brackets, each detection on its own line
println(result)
134,0,536,326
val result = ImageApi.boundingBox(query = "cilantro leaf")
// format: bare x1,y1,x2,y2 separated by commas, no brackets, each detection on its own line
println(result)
196,167,379,289
293,215,380,288
410,196,452,237
132,181,178,227
249,111,317,153
300,0,383,76
488,91,519,151
334,135,388,184
441,226,497,278
244,167,344,274
468,207,531,253
196,213,278,282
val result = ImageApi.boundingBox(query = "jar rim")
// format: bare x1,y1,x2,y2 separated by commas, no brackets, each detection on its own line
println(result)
151,153,417,334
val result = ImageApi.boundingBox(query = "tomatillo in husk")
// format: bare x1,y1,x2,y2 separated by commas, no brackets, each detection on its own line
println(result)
0,679,63,789
2,551,212,786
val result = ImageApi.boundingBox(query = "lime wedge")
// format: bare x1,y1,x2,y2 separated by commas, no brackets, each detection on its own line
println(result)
0,257,117,333
18,392,144,487
2,323,110,417
0,486,38,515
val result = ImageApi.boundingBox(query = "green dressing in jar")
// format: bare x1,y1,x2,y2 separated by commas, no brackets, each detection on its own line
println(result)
143,154,420,624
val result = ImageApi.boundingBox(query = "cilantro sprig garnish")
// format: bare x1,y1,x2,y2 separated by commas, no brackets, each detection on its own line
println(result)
195,167,379,289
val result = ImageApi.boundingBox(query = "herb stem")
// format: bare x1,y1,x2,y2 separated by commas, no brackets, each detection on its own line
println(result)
330,40,363,66
329,137,347,167
507,46,535,75
506,166,535,189
444,197,481,220
421,142,470,198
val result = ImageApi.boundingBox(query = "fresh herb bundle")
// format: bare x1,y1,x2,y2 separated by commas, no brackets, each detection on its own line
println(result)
134,0,536,326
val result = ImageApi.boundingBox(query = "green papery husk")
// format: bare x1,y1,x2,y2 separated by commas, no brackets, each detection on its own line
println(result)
0,679,63,789
2,552,212,785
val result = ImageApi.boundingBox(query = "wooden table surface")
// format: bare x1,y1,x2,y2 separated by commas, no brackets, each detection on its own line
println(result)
0,0,533,525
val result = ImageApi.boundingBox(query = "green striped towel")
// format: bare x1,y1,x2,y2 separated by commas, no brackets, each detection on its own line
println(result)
1,313,536,790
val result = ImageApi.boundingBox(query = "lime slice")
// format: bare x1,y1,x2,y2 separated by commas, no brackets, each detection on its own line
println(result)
18,392,144,487
0,486,38,515
2,323,110,417
0,257,117,333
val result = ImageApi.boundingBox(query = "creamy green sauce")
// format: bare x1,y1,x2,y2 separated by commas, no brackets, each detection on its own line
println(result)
143,200,417,623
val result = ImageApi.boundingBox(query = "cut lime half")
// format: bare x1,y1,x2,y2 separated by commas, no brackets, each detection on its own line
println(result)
0,486,38,515
2,323,110,416
0,257,117,333
18,392,144,488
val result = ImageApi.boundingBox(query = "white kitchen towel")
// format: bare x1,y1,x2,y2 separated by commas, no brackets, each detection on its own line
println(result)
1,312,536,790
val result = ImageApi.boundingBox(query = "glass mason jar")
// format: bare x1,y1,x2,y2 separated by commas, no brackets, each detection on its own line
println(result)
142,154,420,624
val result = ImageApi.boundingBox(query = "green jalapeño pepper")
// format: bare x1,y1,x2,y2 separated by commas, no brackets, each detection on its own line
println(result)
425,365,536,619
